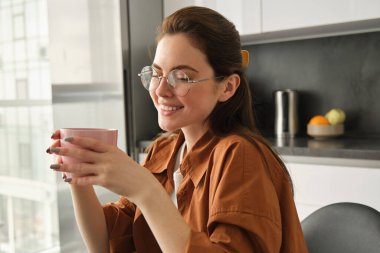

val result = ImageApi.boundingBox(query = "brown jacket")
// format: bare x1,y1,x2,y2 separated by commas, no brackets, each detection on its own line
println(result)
103,131,308,252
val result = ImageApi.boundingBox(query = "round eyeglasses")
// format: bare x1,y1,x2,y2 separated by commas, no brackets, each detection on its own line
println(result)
138,66,224,96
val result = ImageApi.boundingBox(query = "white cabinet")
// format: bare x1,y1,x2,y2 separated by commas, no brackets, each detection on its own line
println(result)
163,0,261,35
287,161,380,221
262,0,380,32
165,0,380,44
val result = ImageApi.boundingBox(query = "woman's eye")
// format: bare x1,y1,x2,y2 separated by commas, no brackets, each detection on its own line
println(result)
178,77,189,82
174,72,190,82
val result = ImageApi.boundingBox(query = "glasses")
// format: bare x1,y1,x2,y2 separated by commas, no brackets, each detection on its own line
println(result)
138,66,224,96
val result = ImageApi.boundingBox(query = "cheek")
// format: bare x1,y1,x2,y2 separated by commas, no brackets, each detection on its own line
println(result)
186,95,218,115
150,92,159,107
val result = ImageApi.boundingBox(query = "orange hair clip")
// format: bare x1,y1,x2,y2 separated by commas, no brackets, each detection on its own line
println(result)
241,50,249,66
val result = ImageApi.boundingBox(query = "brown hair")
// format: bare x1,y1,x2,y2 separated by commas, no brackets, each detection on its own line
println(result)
156,6,293,191
157,6,256,136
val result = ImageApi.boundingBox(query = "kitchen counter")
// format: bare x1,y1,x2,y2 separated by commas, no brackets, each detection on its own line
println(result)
138,134,380,166
267,135,380,161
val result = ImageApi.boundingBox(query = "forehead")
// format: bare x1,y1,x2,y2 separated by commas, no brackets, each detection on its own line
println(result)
153,34,209,70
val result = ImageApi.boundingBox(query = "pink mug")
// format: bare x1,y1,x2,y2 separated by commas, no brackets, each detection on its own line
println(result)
60,128,118,178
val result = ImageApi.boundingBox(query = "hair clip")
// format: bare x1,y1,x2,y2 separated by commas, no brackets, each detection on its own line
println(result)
241,50,249,67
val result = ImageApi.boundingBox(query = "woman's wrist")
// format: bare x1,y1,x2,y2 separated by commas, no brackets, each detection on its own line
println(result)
133,171,166,209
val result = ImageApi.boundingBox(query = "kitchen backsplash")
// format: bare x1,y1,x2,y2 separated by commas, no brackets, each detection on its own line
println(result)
245,31,380,136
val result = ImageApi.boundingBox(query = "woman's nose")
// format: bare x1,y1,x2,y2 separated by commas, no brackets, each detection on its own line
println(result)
155,76,173,97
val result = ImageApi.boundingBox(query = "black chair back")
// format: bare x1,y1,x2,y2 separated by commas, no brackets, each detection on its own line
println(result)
301,202,380,253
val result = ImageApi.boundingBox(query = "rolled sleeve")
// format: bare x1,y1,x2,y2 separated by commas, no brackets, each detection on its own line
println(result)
184,211,281,253
103,196,136,253
184,229,225,253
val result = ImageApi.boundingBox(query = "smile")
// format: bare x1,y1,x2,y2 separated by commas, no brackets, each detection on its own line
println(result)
160,105,184,111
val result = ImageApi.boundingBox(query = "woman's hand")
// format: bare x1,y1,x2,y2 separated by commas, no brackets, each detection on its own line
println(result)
47,130,156,204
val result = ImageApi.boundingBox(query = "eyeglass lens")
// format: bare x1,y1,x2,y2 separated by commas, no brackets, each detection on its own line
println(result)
139,66,191,96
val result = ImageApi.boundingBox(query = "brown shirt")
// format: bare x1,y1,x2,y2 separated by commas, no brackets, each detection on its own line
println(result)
103,131,308,253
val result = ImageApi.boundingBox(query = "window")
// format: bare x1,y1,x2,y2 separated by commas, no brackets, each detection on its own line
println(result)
0,0,59,252
13,13,25,40
15,79,28,99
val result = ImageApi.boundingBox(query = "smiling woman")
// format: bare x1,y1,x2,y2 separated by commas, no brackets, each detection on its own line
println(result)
48,6,308,253
147,33,233,139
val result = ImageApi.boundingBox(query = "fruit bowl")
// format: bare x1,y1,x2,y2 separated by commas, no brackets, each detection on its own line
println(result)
307,124,344,139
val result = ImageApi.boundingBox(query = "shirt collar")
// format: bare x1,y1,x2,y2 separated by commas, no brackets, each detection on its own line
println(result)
180,130,217,187
142,132,184,174
143,130,217,187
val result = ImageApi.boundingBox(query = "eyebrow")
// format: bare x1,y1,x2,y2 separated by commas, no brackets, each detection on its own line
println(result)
152,63,199,73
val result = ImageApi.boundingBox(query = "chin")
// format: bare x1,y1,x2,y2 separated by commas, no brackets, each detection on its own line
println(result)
158,122,179,132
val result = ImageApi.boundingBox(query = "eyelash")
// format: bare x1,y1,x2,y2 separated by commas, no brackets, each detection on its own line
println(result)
153,70,193,79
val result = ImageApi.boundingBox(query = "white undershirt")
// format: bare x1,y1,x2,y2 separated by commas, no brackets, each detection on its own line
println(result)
170,142,186,208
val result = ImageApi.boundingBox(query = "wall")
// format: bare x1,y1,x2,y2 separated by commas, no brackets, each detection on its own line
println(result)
245,31,380,136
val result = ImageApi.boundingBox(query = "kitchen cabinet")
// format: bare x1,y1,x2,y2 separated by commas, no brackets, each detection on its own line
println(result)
286,160,380,221
262,0,380,32
163,0,261,35
165,0,380,45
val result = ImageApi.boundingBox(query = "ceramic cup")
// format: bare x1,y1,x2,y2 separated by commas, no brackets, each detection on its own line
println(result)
60,128,118,178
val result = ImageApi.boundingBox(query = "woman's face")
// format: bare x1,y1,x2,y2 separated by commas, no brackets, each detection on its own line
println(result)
150,34,225,136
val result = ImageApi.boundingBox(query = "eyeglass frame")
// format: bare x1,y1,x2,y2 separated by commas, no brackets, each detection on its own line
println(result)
138,65,225,96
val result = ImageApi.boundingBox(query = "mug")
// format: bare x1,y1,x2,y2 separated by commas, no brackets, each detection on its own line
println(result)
60,128,118,178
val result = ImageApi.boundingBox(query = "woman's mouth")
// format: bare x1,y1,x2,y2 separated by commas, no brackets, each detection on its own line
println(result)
160,104,183,111
159,104,184,116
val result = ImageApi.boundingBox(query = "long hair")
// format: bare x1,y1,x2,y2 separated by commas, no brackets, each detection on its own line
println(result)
155,6,293,192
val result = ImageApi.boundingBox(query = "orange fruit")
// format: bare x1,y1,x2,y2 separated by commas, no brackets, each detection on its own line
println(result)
308,115,330,125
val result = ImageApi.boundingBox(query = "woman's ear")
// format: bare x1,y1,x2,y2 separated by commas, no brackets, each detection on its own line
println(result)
218,74,240,102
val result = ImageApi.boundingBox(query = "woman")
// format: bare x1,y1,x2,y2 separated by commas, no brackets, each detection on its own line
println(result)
48,6,308,253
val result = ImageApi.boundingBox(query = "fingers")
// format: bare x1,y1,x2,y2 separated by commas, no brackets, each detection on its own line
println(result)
51,129,61,140
46,139,61,154
51,162,98,177
61,136,113,153
51,163,100,185
56,155,62,164
47,133,115,160
49,146,98,163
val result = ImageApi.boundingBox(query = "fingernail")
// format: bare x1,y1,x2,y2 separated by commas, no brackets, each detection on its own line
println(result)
64,137,74,142
64,178,72,183
50,132,56,139
50,164,61,170
46,148,51,154
62,174,67,180
50,148,60,154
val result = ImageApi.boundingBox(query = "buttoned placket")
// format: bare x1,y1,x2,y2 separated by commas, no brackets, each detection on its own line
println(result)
176,159,195,215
